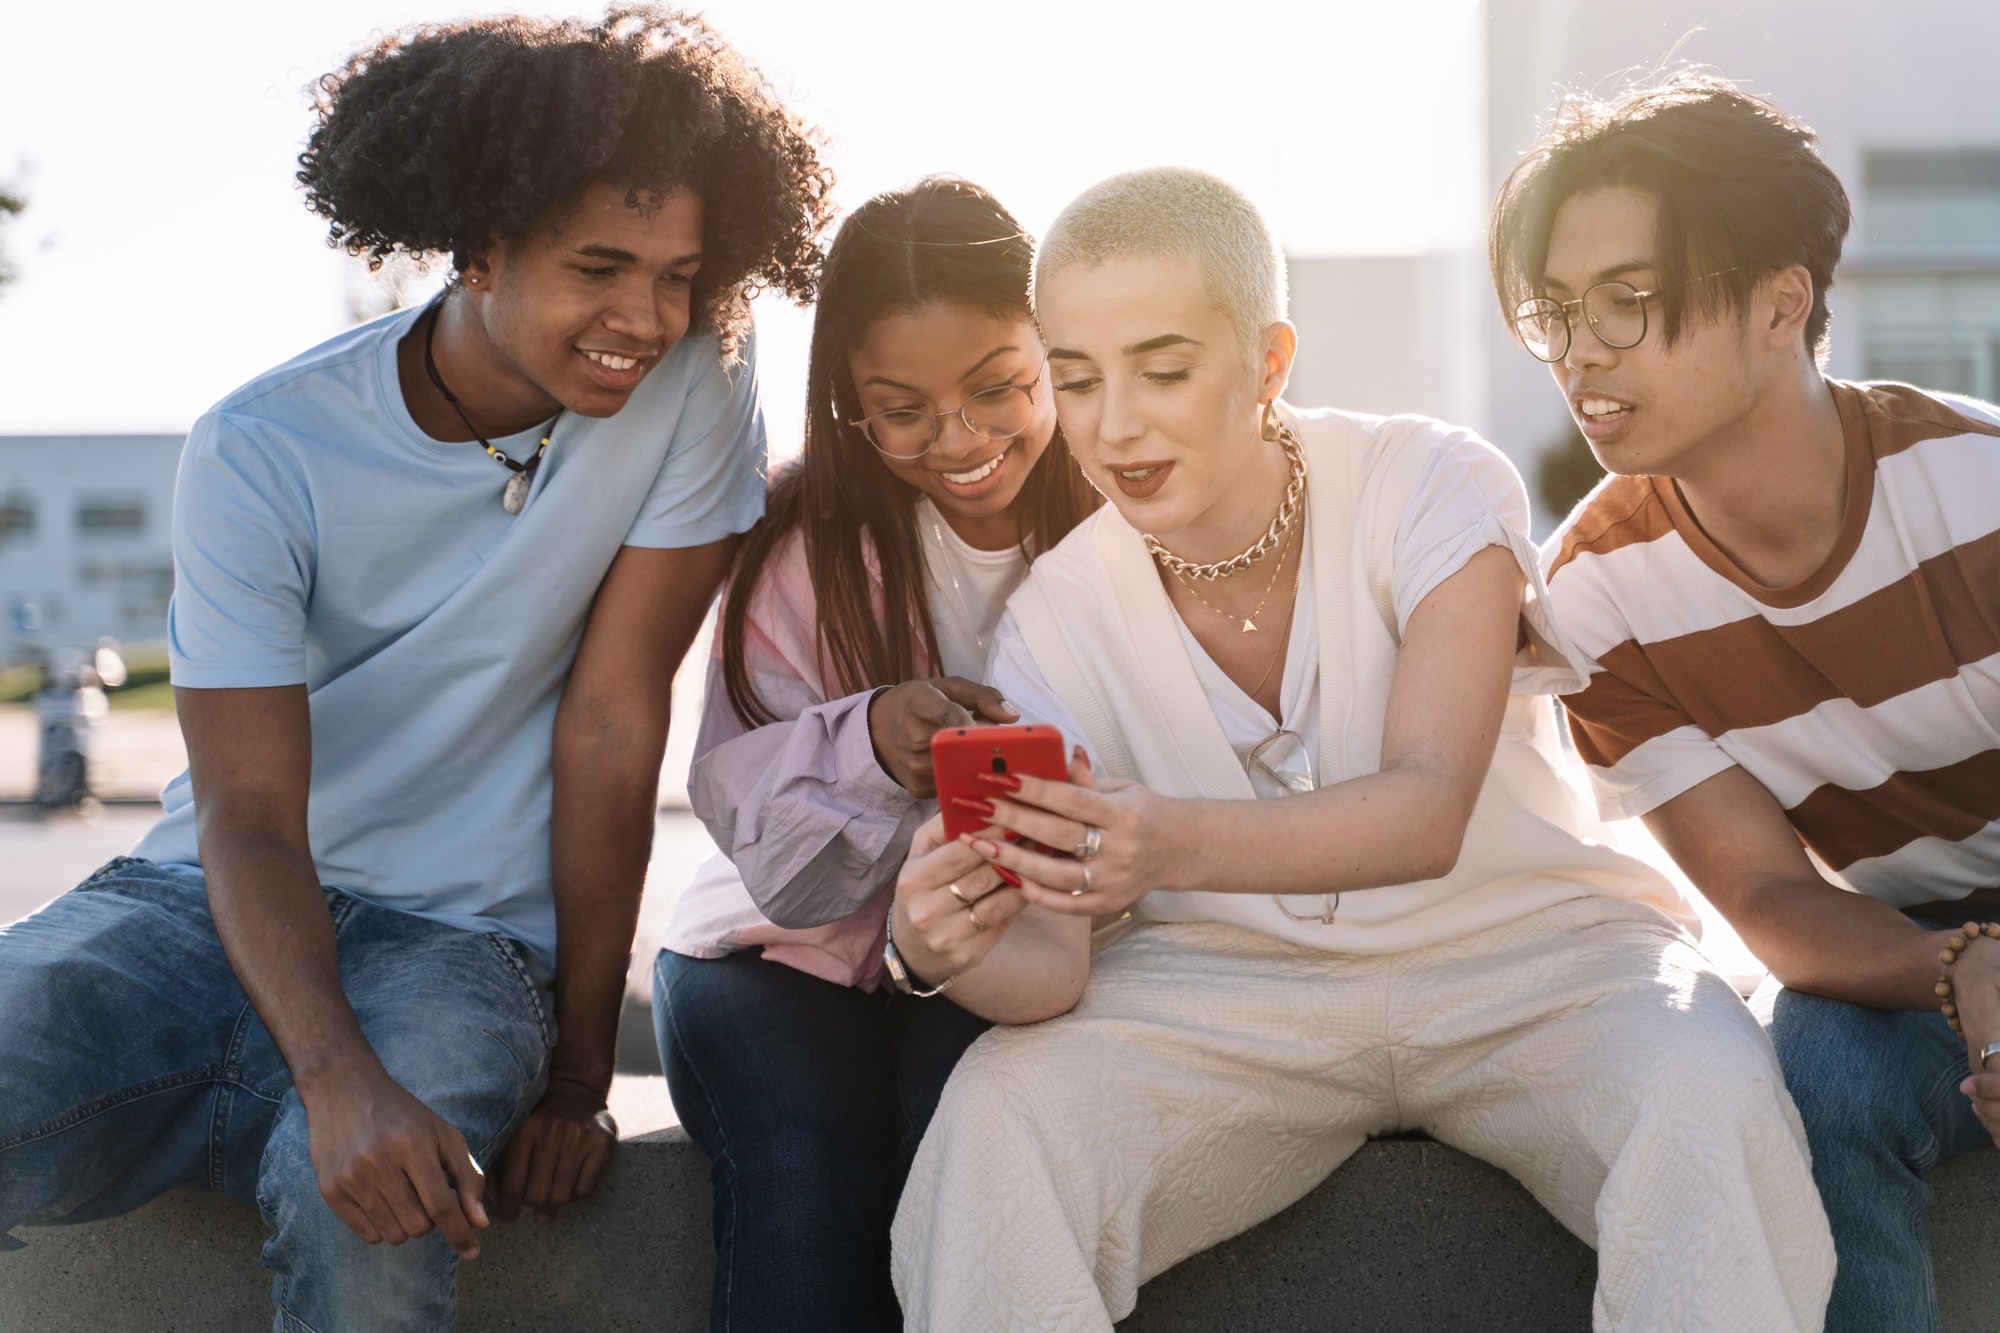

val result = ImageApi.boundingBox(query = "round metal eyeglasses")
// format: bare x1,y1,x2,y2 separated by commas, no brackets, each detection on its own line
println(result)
848,369,1044,460
1510,268,1739,363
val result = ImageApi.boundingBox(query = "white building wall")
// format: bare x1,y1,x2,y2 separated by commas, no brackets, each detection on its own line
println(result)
0,436,183,661
1284,252,1489,430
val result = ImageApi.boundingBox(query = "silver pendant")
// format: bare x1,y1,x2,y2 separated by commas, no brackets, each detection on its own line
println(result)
503,470,531,515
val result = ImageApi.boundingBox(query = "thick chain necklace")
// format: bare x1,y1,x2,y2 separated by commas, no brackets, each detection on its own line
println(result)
1144,420,1306,581
1168,520,1294,633
422,302,553,516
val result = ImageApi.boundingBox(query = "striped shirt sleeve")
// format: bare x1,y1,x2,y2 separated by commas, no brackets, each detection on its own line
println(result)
1544,485,1738,820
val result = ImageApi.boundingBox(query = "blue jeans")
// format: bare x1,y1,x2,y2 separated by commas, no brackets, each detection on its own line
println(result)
1757,971,1992,1333
0,857,554,1332
653,946,992,1333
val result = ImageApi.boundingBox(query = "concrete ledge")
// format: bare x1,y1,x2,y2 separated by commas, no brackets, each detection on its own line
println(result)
7,1077,2000,1331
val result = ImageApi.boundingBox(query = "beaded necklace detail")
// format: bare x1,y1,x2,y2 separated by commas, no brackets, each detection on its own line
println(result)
1144,420,1307,581
422,303,553,516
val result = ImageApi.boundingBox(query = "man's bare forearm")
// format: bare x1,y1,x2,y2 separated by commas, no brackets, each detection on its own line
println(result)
201,816,379,1093
179,683,381,1098
547,711,665,1097
1727,871,1946,1011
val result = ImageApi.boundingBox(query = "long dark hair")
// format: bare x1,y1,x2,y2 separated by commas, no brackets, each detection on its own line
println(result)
723,178,1099,726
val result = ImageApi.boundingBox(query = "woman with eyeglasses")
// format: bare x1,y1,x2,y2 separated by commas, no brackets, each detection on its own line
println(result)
889,168,1834,1331
653,177,1098,1333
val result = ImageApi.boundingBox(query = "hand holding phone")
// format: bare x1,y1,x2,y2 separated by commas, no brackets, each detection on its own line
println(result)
869,678,1019,797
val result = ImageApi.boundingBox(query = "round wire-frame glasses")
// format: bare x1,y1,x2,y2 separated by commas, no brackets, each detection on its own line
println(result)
1245,729,1339,925
848,369,1045,460
1509,267,1739,363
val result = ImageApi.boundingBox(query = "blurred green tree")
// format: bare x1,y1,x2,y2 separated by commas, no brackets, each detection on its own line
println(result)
1536,424,1607,528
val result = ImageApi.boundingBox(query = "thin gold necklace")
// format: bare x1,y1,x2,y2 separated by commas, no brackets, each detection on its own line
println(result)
1246,545,1305,701
1168,521,1294,633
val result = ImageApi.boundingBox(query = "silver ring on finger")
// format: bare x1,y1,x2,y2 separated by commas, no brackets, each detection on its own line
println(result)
1072,863,1092,898
1983,1041,2000,1071
947,881,973,910
1074,825,1102,862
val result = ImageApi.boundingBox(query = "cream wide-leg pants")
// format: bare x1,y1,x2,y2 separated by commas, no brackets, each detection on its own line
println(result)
891,895,1835,1333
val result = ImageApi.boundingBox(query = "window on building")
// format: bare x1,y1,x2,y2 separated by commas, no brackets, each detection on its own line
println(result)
1864,150,2000,252
75,495,147,537
1860,149,2000,397
0,492,32,547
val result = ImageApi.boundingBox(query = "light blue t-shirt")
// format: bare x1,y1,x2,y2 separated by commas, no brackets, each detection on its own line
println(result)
133,304,766,965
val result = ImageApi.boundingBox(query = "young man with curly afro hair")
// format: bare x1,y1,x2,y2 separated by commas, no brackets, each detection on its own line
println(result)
0,9,832,1327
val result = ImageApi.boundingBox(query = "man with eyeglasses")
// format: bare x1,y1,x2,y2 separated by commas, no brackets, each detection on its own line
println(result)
1499,73,2000,1333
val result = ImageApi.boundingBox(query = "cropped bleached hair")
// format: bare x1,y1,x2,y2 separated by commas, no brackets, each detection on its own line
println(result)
1033,166,1287,352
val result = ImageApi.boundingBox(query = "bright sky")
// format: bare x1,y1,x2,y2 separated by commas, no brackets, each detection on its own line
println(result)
0,0,1484,444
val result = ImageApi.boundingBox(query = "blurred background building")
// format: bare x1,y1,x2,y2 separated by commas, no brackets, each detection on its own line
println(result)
4,0,1998,660
1481,0,2000,531
1287,0,2000,535
0,436,179,665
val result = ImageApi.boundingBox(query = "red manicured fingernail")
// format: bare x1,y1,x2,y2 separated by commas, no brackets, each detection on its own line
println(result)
995,866,1022,888
977,772,1023,792
950,796,995,817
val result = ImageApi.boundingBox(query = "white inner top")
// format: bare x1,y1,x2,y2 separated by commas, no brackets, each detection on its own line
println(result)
1174,521,1320,770
918,496,1029,680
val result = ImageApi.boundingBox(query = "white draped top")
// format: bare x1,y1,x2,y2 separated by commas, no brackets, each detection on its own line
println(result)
992,404,1690,954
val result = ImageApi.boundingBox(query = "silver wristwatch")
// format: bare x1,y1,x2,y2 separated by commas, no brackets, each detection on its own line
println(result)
883,905,956,997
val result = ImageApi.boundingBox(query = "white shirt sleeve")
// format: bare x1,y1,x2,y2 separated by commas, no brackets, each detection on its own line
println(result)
1388,426,1587,696
1389,430,1534,633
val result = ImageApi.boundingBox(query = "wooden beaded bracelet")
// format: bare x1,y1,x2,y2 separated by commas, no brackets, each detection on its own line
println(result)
1935,921,2000,1035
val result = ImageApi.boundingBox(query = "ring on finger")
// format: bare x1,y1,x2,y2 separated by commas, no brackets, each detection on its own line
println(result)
1984,1041,2000,1071
1072,863,1092,898
948,881,973,910
968,899,990,932
1074,825,1102,862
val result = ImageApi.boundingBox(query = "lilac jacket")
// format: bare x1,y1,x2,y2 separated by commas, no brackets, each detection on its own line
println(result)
665,531,930,987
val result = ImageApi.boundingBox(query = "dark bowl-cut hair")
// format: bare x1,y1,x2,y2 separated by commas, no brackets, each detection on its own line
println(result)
721,178,1101,727
296,6,834,356
1490,71,1852,361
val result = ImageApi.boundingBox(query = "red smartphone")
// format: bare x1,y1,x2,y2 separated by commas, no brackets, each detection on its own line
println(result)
933,723,1070,842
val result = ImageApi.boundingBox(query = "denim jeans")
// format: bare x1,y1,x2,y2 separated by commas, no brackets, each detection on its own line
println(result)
0,857,554,1332
653,946,992,1333
1756,967,1992,1333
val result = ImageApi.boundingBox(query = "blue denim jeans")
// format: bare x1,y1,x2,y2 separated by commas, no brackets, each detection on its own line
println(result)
1756,967,1992,1333
0,857,554,1332
653,946,992,1333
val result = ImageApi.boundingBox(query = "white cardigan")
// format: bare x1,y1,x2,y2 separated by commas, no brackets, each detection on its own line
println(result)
1002,404,1690,954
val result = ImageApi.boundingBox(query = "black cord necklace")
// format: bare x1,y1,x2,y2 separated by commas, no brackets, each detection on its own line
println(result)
421,302,553,515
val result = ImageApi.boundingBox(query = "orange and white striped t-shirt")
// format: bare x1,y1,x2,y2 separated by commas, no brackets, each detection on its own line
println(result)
1544,380,2000,908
